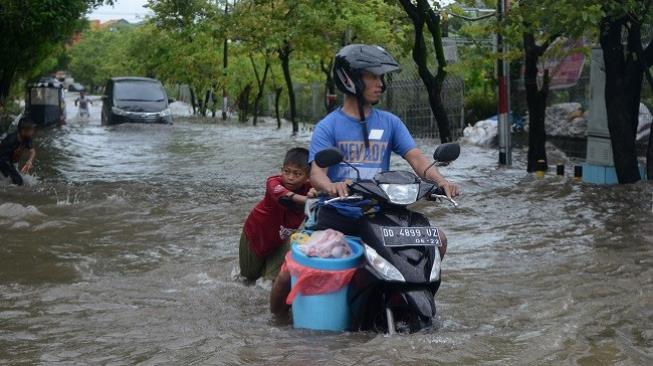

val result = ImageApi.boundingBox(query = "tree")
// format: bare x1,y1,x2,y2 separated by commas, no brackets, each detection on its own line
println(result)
146,0,225,116
500,1,600,172
0,0,110,102
68,26,140,92
249,53,271,125
599,1,653,183
232,0,305,134
308,0,404,113
398,0,453,142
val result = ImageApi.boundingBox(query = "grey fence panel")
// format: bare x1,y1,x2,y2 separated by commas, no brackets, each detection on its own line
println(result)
285,75,465,140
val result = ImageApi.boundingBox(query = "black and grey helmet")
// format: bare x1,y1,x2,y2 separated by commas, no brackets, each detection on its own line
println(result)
333,44,401,97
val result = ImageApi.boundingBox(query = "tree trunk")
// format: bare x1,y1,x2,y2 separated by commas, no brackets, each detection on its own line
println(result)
253,63,270,126
398,0,451,142
321,58,336,113
189,87,197,115
202,89,211,117
222,1,229,121
600,16,641,183
648,122,653,180
275,87,283,129
0,69,15,104
250,55,270,126
638,50,653,181
237,84,252,123
279,41,297,135
523,33,549,173
210,84,218,118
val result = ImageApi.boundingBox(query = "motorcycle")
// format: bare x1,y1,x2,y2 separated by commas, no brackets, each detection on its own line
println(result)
309,143,460,334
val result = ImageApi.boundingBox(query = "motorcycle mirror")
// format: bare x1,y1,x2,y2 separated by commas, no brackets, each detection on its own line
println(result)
433,143,460,163
314,148,344,168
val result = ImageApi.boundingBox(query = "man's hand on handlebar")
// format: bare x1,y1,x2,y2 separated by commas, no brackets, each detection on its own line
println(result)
324,182,349,198
439,180,460,199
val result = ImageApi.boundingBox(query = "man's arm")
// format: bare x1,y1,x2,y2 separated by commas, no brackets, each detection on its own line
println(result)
404,148,460,198
310,161,348,197
21,148,36,173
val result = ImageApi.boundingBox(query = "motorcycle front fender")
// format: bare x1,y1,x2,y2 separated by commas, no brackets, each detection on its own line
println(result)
403,289,436,319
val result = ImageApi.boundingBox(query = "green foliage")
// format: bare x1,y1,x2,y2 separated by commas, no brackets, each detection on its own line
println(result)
68,26,139,91
464,90,496,124
0,0,111,101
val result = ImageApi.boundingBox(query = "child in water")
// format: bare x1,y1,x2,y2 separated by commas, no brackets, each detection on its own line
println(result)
0,118,36,186
239,147,315,281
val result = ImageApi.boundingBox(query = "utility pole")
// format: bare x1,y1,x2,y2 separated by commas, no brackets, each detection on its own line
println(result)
222,0,229,121
496,0,512,165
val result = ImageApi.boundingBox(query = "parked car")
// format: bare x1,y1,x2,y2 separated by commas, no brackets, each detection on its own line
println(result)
25,79,66,127
101,77,173,125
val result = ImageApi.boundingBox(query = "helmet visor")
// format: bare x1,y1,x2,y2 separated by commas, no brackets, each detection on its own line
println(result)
361,63,401,76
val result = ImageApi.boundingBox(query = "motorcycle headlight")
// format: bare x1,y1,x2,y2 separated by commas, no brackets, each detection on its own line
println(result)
379,184,419,205
429,251,442,282
364,244,405,282
111,106,129,116
159,108,172,117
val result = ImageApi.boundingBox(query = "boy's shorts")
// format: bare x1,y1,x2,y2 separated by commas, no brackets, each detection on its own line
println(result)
239,231,290,281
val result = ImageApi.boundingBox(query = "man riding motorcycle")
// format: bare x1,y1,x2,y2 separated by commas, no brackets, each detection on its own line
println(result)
308,44,459,199
270,44,460,317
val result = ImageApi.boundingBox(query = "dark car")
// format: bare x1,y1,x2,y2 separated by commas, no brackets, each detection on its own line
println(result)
101,77,173,125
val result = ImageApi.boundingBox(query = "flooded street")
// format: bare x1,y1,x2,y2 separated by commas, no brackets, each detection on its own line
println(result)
1,97,652,365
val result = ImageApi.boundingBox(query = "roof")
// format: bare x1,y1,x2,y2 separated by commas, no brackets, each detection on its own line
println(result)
110,76,161,83
28,78,63,88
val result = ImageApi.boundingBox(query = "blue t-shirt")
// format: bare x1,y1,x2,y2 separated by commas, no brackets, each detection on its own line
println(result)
309,108,417,181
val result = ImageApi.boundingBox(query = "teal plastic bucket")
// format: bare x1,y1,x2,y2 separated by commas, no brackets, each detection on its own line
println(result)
290,235,363,331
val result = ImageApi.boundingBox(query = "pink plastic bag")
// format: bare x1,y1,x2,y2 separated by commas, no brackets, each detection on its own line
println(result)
300,229,352,258
283,252,358,305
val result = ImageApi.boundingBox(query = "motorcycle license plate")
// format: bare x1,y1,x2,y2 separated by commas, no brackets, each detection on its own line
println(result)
381,227,440,247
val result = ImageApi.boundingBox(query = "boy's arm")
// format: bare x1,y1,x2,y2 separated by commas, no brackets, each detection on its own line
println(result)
21,148,36,173
267,177,307,207
285,188,317,205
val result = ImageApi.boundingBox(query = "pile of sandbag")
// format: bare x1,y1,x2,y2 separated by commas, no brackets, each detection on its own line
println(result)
524,103,587,138
462,118,498,146
524,102,652,140
463,102,652,146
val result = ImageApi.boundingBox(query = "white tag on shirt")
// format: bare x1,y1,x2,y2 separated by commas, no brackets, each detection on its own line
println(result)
369,129,384,140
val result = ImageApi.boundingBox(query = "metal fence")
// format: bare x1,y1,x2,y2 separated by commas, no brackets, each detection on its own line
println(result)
285,74,465,140
379,75,465,139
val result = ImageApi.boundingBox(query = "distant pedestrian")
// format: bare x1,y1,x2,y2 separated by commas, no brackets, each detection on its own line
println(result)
74,91,93,118
0,117,36,186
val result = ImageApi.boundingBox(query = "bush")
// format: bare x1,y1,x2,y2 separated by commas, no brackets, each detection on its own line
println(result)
464,92,496,125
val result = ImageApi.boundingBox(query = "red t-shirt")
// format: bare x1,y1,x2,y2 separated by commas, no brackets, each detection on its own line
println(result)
244,175,310,258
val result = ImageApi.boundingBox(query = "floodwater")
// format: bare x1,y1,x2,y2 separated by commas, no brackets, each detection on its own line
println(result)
1,95,652,365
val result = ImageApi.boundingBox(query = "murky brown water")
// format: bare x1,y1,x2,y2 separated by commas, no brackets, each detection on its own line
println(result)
1,97,652,365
